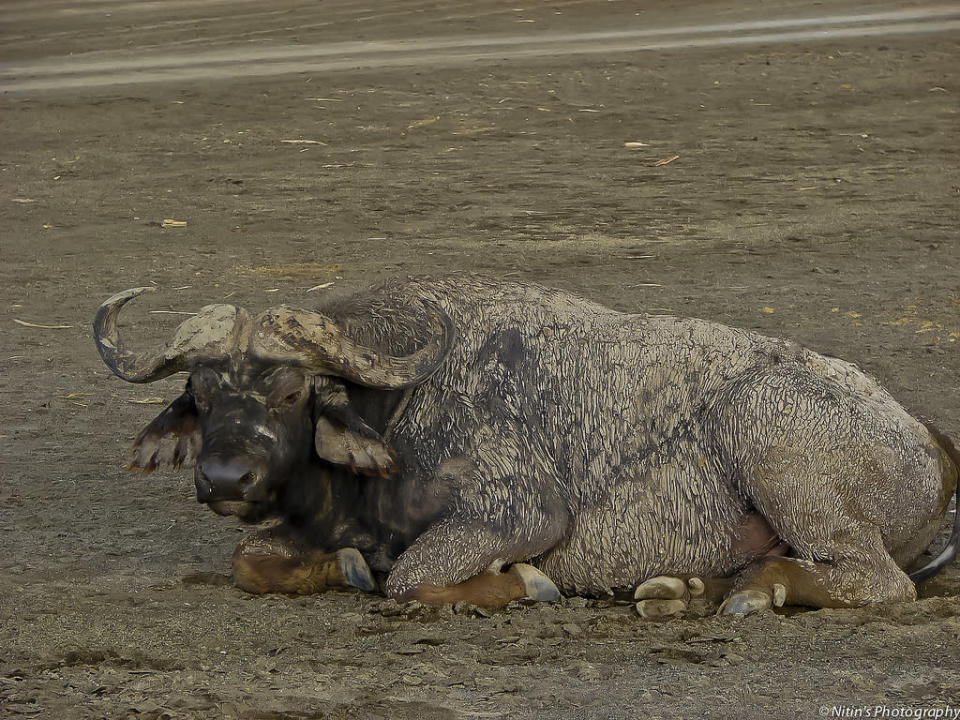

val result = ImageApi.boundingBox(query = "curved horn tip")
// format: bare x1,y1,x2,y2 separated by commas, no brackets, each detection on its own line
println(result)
94,286,180,383
98,286,157,309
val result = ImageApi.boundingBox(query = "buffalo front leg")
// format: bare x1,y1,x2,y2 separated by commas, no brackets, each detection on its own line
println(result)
232,526,376,595
404,562,560,607
385,520,564,608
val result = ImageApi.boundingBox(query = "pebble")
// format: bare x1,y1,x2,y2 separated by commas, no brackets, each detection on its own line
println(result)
3,704,42,715
395,647,425,656
576,663,601,682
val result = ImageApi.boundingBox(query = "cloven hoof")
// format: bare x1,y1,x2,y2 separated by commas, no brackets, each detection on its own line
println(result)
718,589,773,616
508,563,561,602
337,548,377,592
634,575,705,619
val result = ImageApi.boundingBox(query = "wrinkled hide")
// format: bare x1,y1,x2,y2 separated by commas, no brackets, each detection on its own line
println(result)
313,277,956,600
99,275,958,608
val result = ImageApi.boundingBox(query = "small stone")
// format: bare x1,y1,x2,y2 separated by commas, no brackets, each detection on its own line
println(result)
576,663,601,682
395,647,425,656
414,636,446,646
453,601,481,616
562,623,582,636
127,702,161,715
3,704,42,715
377,600,405,617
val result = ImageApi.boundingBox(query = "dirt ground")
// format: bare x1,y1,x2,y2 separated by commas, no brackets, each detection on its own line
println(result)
1,1,959,718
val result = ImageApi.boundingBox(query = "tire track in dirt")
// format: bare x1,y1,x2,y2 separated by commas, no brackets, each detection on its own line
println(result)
3,5,959,93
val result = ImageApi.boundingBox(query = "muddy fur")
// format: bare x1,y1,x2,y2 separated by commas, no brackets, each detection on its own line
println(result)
298,276,953,604
6,14,960,713
110,275,957,609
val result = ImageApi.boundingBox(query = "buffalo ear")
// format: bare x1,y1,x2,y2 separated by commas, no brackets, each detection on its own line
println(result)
128,393,202,473
311,376,397,478
314,416,397,479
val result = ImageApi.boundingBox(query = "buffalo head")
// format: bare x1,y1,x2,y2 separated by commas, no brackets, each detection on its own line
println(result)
93,287,452,520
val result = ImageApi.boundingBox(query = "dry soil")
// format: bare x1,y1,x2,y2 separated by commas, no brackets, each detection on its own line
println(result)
1,1,959,719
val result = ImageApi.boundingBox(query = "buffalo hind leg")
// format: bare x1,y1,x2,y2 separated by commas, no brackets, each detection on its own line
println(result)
720,545,916,615
232,526,375,595
711,369,940,615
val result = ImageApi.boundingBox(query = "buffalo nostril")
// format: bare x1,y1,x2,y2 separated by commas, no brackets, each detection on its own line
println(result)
195,474,216,503
199,458,251,483
196,458,255,502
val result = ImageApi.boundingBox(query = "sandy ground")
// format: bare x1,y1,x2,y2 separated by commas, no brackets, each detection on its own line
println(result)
1,1,959,718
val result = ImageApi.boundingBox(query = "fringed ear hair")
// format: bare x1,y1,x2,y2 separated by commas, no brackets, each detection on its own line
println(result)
313,416,397,478
128,393,202,472
311,376,397,478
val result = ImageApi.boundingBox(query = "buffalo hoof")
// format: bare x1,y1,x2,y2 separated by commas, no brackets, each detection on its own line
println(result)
337,548,377,592
634,575,704,619
636,598,688,619
719,588,771,615
719,581,788,615
508,563,561,602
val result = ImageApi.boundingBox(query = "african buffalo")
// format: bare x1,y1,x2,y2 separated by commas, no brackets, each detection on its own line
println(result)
94,276,959,615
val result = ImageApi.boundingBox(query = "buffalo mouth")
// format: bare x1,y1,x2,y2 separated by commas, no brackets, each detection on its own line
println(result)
197,484,273,521
207,499,269,521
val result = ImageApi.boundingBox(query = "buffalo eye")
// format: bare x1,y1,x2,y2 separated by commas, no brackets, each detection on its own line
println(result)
281,389,303,405
269,385,305,408
261,367,308,407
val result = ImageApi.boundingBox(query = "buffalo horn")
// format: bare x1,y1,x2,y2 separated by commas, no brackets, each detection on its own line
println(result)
250,300,453,389
94,287,249,383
